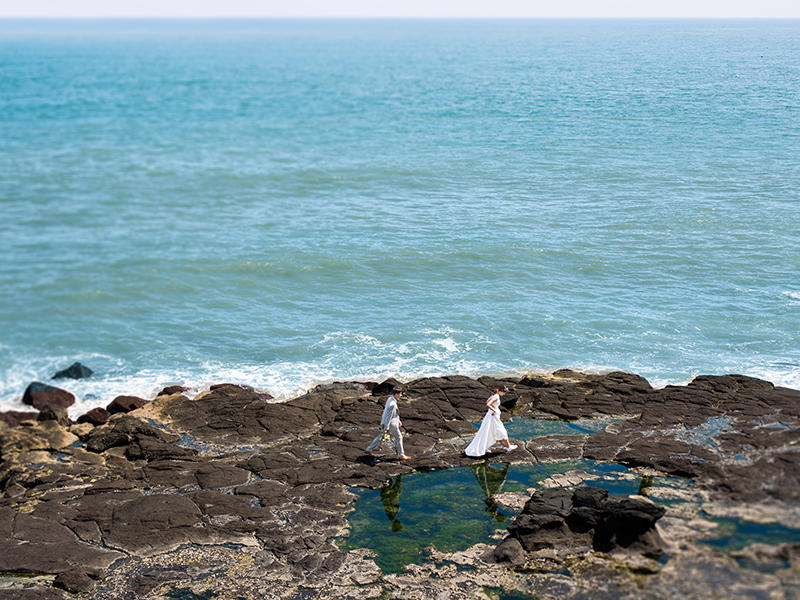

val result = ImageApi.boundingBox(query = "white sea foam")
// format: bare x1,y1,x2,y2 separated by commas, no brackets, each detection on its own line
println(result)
2,328,798,417
782,291,800,301
432,338,459,353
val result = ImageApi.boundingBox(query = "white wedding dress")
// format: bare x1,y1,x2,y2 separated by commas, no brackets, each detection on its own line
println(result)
465,394,508,457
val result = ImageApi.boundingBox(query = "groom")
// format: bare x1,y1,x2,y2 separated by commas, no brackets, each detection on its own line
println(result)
365,386,411,460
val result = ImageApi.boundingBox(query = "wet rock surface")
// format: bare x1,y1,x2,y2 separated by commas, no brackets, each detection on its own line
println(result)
0,371,798,599
52,362,94,380
21,382,75,410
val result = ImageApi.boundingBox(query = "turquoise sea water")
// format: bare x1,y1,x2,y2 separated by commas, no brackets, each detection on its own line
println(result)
1,19,799,414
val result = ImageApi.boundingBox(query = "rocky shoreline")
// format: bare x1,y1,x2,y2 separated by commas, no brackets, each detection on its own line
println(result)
1,370,799,599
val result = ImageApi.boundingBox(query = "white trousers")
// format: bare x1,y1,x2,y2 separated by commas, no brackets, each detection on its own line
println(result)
366,421,404,456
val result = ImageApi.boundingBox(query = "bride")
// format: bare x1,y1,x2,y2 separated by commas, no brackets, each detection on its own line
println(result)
465,386,518,457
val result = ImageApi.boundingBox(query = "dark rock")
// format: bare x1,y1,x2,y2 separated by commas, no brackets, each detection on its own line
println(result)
209,382,274,400
552,369,585,380
503,486,665,560
572,486,609,509
195,464,251,489
52,362,93,380
0,537,122,575
106,395,149,414
689,374,774,393
1,369,798,598
124,436,197,461
85,415,180,453
77,407,111,426
53,568,96,593
518,374,551,388
37,404,71,426
310,381,368,394
0,588,68,600
157,385,189,396
493,537,526,566
22,382,75,410
371,378,403,396
210,382,251,391
592,497,665,555
0,410,39,428
103,493,207,554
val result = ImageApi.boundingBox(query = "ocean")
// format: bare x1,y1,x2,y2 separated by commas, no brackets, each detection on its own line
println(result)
1,18,798,416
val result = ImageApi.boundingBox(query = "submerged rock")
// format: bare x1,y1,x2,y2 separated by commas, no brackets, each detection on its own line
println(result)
52,362,93,380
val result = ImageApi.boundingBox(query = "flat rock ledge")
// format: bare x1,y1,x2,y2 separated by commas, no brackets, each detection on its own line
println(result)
0,371,798,599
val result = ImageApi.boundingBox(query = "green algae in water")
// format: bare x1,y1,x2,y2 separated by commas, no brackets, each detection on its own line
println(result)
340,459,642,574
504,416,626,439
700,516,800,552
484,588,542,600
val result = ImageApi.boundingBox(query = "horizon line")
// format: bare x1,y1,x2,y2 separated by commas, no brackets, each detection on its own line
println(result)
2,15,800,20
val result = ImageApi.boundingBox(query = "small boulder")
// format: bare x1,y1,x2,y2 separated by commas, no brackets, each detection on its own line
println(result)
77,407,111,426
53,568,96,593
22,382,75,410
371,378,403,396
106,395,148,414
52,362,94,380
37,404,71,427
493,537,526,566
210,382,251,391
70,422,95,438
157,385,189,396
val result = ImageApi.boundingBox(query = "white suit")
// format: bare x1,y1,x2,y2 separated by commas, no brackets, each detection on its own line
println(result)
365,394,405,457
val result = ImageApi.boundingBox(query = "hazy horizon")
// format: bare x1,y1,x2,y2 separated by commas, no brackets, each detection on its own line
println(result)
2,0,799,19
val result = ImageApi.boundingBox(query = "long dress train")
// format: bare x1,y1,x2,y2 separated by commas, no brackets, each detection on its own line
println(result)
464,394,508,457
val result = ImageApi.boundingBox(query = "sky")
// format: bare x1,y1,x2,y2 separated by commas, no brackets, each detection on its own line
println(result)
2,0,799,18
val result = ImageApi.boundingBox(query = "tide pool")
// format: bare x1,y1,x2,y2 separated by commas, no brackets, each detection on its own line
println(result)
339,459,651,573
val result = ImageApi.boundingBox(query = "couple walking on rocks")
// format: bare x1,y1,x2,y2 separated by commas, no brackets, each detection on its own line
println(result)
365,385,517,460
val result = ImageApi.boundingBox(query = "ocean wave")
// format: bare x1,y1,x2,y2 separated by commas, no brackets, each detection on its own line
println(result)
2,329,799,417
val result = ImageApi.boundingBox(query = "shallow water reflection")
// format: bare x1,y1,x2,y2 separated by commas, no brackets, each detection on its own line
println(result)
340,458,646,573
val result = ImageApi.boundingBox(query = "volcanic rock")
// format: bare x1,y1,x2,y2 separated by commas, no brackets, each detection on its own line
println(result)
76,407,111,426
371,378,403,396
499,486,665,562
0,410,39,428
52,362,93,380
53,568,96,593
37,404,71,427
0,370,798,599
106,395,148,414
156,385,189,396
22,382,75,410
